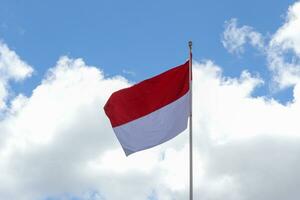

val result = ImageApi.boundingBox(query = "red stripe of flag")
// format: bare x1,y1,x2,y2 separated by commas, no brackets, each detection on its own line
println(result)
104,61,189,127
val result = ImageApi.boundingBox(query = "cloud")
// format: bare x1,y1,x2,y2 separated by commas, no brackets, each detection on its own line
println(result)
1,46,300,200
267,1,300,88
0,41,33,110
122,69,136,76
270,2,300,56
222,2,300,89
191,60,300,200
222,18,264,55
0,55,129,199
0,52,190,200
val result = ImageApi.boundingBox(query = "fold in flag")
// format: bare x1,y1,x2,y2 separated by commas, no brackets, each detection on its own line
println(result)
104,61,190,156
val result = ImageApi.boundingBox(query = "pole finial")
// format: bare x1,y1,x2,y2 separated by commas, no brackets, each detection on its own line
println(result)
188,41,192,50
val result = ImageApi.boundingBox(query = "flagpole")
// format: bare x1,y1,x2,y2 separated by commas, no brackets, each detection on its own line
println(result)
188,41,193,200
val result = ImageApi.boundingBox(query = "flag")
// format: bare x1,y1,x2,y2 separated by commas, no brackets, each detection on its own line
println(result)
104,61,190,156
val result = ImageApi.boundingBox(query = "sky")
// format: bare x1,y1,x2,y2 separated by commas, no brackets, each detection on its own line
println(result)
0,0,300,200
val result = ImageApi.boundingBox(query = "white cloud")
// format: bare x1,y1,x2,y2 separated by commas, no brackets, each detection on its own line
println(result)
1,50,300,200
270,2,300,56
222,18,264,55
0,54,190,200
267,1,300,88
122,69,136,76
191,61,300,200
0,41,33,109
222,2,300,89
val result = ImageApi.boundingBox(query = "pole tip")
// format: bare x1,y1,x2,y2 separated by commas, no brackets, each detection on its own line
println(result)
188,41,192,49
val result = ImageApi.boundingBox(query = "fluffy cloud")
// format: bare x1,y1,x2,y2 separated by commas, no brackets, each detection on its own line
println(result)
222,18,264,55
191,60,300,200
270,2,300,56
1,46,300,200
0,55,129,199
268,1,300,88
0,51,191,200
0,41,33,110
222,1,300,89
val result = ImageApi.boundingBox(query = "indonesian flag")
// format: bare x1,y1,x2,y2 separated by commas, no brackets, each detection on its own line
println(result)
104,61,190,156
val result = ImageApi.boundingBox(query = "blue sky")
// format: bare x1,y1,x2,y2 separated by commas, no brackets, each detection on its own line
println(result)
1,1,300,200
0,0,296,102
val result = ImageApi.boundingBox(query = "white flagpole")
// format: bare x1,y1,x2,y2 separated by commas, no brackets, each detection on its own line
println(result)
188,41,193,200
